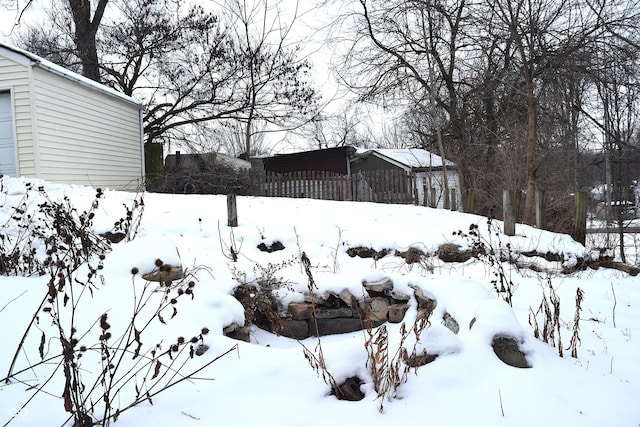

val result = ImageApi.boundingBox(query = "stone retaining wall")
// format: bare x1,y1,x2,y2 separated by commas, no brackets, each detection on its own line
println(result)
248,276,439,340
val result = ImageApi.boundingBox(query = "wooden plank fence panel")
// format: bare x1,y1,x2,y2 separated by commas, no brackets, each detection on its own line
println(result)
261,170,418,205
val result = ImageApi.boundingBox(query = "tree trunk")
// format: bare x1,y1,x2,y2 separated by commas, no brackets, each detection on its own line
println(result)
523,79,537,225
67,0,109,82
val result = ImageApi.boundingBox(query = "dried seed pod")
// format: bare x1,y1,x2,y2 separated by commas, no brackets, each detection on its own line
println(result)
100,314,111,330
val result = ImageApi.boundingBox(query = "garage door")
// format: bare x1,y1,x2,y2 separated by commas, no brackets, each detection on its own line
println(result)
0,91,17,177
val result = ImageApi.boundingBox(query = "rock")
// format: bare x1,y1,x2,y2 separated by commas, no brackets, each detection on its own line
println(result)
339,289,359,308
194,344,209,356
142,265,183,284
310,318,374,336
101,231,126,243
362,277,394,293
223,323,240,334
409,284,437,313
272,297,288,318
223,323,251,342
347,247,389,259
442,312,460,334
437,243,474,262
314,307,354,319
492,336,531,368
303,293,325,304
388,304,410,323
257,241,285,252
389,290,411,303
288,302,314,320
274,319,309,339
396,246,426,264
333,376,364,401
366,297,389,322
323,293,342,309
403,350,438,367
226,328,250,342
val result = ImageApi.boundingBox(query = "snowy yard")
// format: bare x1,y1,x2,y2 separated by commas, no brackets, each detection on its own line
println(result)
0,176,638,427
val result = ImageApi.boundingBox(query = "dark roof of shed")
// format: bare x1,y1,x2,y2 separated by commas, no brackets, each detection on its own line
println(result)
260,146,355,174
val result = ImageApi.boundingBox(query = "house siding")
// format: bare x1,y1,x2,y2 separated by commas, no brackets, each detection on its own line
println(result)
416,170,461,209
0,56,35,176
1,45,144,190
31,67,143,189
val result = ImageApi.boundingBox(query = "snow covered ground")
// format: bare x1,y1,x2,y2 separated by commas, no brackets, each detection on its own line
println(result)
0,176,638,426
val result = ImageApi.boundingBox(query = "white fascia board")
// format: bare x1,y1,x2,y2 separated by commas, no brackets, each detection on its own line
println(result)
0,43,143,109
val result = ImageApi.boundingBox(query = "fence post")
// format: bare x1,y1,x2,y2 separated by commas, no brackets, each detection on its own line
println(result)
503,190,516,236
573,191,587,245
144,143,164,190
535,190,546,229
227,194,238,227
465,188,475,213
450,188,457,211
513,189,523,222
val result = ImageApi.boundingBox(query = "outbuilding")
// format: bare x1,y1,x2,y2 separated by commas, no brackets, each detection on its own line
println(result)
351,148,461,209
0,43,144,190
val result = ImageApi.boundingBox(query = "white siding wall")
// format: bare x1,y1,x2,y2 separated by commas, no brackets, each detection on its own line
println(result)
416,170,462,210
31,67,143,190
0,56,35,176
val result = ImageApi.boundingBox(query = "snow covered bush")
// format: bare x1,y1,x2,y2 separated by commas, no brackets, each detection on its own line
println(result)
1,182,233,426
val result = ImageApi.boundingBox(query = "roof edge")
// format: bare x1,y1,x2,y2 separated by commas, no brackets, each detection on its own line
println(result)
0,43,143,109
358,150,411,171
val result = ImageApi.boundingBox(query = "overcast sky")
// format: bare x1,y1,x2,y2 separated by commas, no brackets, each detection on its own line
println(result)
0,0,398,152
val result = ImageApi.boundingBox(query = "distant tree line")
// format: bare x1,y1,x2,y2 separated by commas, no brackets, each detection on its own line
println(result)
317,0,640,223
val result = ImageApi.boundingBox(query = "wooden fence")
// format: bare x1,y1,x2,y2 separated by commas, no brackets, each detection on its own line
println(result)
254,170,418,205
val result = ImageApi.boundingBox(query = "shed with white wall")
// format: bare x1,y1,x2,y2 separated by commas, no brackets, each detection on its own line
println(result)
0,43,144,190
350,148,461,210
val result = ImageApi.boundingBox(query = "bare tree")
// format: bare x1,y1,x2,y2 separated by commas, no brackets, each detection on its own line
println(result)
215,119,270,158
67,0,107,81
299,103,369,149
100,0,247,145
220,0,318,159
334,0,473,209
3,0,108,81
330,0,640,223
591,30,640,260
13,0,318,151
